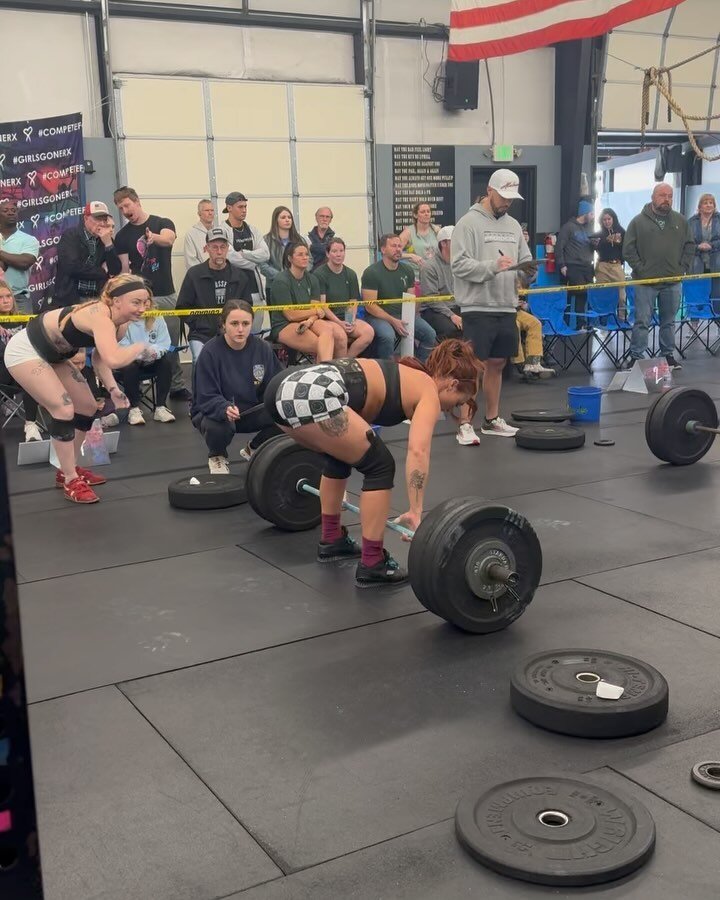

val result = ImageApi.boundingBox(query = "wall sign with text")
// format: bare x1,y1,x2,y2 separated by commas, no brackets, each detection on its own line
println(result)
392,145,456,233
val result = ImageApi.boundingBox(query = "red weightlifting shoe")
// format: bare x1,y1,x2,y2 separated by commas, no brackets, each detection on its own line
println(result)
63,477,100,504
55,466,107,489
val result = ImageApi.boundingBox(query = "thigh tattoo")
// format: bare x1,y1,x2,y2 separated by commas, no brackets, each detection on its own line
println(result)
318,410,349,437
69,367,86,384
61,392,72,406
30,361,50,377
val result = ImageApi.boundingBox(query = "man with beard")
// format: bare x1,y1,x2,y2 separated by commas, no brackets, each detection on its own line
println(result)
0,197,39,314
451,169,532,438
623,183,694,370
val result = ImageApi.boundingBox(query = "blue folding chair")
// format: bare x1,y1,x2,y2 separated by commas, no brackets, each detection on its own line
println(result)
585,286,632,367
528,291,592,373
679,277,718,355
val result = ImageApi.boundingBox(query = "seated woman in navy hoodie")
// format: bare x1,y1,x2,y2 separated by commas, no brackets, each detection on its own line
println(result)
191,299,284,474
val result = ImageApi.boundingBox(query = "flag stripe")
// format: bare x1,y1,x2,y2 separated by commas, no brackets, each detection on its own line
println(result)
449,0,683,60
451,0,591,30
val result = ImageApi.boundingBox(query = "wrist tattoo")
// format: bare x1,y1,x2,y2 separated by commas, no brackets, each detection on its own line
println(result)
409,469,426,501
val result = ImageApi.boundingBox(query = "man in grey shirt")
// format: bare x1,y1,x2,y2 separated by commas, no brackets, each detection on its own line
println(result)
452,168,532,438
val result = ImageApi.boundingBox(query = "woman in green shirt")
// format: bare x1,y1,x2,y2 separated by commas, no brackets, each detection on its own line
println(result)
269,242,348,362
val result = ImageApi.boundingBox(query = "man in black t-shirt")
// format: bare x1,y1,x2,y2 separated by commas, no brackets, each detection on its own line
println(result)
114,186,189,399
219,191,270,333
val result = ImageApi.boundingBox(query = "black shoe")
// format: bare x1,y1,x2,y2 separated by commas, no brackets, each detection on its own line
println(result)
355,549,409,588
665,354,682,371
170,388,192,401
317,527,362,563
620,357,638,371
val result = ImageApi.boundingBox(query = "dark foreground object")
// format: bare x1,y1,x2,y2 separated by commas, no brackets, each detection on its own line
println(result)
510,648,669,738
455,775,656,886
515,424,586,451
645,387,719,465
511,408,572,423
168,472,248,510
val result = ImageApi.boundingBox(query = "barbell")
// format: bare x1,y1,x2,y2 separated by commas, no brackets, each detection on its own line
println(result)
246,435,543,633
645,387,720,465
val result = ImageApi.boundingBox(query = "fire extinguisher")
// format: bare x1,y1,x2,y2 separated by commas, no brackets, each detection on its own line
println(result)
544,233,556,274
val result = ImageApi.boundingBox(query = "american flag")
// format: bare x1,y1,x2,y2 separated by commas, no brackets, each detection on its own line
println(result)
449,0,686,61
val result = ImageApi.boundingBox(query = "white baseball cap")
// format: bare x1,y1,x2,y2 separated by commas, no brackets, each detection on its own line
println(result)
488,169,523,200
437,225,454,242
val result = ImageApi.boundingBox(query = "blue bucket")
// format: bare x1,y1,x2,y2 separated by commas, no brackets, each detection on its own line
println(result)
567,386,602,423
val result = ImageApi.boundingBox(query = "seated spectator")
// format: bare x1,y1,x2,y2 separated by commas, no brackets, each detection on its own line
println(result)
116,296,176,425
268,242,346,362
314,238,374,357
191,300,283,473
418,225,462,339
361,234,437,361
177,227,255,365
0,279,43,440
260,206,310,301
308,207,335,268
183,199,216,269
53,201,122,310
514,298,555,378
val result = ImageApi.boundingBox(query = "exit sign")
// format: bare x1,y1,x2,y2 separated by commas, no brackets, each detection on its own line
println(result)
493,144,515,163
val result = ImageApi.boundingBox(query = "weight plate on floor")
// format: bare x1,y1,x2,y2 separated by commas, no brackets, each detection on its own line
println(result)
594,438,616,447
691,761,720,790
515,424,585,451
510,649,669,738
512,408,572,423
246,434,324,531
455,775,656,886
409,501,542,633
168,471,247,510
645,387,718,465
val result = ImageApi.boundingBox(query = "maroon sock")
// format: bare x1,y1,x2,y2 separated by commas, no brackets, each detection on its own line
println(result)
361,537,385,568
321,513,342,543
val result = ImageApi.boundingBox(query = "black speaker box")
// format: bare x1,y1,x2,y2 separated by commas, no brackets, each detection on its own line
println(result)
443,60,479,110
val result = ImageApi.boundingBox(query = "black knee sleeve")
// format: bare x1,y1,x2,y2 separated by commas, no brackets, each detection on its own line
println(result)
49,416,75,442
72,412,96,432
323,454,352,481
355,429,395,491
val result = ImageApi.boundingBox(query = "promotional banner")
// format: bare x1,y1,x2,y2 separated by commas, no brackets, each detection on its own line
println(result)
0,112,84,310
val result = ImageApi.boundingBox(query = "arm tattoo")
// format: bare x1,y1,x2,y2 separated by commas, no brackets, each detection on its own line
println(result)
318,410,349,437
409,469,426,502
61,392,72,406
70,367,86,383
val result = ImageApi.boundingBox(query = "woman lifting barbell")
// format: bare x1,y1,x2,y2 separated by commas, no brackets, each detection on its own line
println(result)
264,339,482,587
5,274,150,503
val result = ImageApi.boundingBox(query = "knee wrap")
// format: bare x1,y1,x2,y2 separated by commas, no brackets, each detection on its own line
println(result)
355,429,395,492
72,412,96,432
323,454,352,481
49,416,75,442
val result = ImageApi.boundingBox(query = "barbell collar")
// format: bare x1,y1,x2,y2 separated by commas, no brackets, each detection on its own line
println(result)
686,420,720,436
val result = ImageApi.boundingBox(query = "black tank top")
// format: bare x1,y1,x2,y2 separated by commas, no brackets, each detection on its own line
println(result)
331,358,405,427
26,305,97,364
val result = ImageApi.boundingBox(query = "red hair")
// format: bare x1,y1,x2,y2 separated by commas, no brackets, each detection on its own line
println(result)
399,339,483,417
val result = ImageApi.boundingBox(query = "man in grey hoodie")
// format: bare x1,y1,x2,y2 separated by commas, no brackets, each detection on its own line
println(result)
183,199,215,269
452,168,532,438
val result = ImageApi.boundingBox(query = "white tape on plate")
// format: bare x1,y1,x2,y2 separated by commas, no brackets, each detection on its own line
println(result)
189,477,200,486
596,681,624,700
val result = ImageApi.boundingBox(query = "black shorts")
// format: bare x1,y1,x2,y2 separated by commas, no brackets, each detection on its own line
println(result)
461,311,518,361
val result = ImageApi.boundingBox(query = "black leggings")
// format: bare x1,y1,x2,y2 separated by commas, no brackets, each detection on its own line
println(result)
116,357,171,407
421,307,462,340
0,359,39,421
194,406,281,457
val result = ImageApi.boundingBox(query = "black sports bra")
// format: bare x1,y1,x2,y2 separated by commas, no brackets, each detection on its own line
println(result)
26,305,97,364
330,358,406,427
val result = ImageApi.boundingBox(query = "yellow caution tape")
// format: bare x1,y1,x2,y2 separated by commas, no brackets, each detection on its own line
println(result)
1,272,717,324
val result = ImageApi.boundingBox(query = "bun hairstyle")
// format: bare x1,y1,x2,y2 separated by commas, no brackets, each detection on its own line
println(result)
399,339,483,417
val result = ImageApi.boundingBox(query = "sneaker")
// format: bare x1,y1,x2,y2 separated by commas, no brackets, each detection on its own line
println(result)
456,423,481,446
24,420,43,442
63,476,99,504
317,526,362,563
355,549,409,588
523,359,556,378
480,416,518,438
153,405,176,423
56,466,107,489
169,388,192,401
665,354,682,371
100,413,119,428
208,455,230,475
239,443,253,462
128,407,145,426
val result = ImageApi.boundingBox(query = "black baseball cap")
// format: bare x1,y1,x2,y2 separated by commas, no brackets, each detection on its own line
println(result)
223,192,247,213
206,227,229,243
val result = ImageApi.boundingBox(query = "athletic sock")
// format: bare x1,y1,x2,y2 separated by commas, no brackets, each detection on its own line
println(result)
321,513,342,543
361,537,385,568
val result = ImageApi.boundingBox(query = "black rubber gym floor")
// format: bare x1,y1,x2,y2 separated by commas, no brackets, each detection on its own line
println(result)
10,356,720,899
